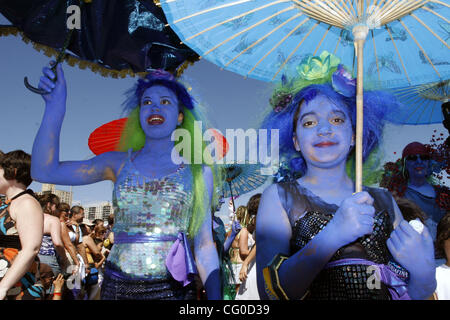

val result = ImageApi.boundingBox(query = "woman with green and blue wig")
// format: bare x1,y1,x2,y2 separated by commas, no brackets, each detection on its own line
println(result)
256,51,436,300
31,63,222,300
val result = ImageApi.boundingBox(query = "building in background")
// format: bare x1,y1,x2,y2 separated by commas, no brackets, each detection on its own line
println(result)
84,201,114,221
37,184,73,206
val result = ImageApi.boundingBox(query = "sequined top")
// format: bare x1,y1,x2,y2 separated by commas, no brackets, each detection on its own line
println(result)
277,182,408,300
108,150,194,280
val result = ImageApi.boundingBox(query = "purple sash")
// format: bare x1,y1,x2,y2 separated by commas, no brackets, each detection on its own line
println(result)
165,232,198,287
325,258,411,300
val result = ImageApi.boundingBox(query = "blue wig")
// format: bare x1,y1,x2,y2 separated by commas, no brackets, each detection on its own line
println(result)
261,76,399,181
122,70,195,115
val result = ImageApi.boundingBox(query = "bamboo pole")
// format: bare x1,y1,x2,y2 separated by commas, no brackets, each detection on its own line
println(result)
352,24,368,193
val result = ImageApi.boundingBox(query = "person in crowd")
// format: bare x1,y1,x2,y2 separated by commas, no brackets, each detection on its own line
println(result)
93,219,104,227
211,195,238,300
66,205,89,299
57,202,80,270
38,193,60,217
0,150,44,299
400,142,447,241
104,214,114,251
82,224,108,300
32,63,221,299
235,194,261,300
67,206,88,265
256,52,436,300
228,205,248,294
39,263,66,300
37,194,70,277
395,197,427,224
433,213,450,300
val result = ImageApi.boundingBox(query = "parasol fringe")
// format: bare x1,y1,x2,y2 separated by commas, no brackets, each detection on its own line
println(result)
0,27,153,79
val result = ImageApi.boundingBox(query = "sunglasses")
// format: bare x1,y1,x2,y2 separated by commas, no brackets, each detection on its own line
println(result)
406,155,430,161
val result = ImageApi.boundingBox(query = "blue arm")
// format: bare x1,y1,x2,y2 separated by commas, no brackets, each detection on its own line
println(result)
194,166,222,300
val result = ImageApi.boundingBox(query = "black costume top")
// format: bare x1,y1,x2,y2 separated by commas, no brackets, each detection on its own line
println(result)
277,182,408,300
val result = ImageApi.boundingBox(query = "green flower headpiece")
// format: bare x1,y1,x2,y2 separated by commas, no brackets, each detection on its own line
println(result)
270,51,342,112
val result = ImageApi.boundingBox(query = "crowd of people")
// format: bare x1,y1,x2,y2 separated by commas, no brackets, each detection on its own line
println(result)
0,149,115,300
0,50,449,300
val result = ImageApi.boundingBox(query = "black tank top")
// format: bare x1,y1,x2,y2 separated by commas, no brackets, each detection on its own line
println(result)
277,182,408,300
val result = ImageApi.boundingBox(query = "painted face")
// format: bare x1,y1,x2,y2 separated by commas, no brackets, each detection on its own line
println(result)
294,94,354,169
139,85,182,139
405,154,430,180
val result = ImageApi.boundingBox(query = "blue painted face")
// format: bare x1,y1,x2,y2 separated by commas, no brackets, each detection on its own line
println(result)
139,85,182,139
405,154,430,180
294,94,354,169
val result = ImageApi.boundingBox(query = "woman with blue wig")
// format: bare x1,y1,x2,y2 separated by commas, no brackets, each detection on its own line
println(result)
31,62,222,299
256,51,436,300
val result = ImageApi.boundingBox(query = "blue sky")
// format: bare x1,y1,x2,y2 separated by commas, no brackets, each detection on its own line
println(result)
0,14,447,223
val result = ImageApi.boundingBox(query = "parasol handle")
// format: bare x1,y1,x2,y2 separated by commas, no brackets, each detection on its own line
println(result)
24,17,76,95
228,180,236,213
352,25,369,193
24,65,58,95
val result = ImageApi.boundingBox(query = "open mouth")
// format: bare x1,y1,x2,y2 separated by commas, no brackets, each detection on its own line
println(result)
314,141,337,148
147,114,165,125
415,167,424,171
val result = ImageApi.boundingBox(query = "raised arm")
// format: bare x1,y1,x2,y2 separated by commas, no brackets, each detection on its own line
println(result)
256,185,376,300
194,166,221,300
31,62,126,186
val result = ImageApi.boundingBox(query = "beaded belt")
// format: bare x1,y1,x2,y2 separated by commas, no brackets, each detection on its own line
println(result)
325,258,410,300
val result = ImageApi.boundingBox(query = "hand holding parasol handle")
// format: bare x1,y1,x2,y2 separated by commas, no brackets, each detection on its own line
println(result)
24,24,76,95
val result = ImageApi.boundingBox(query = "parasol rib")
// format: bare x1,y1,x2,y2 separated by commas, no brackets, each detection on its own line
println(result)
185,0,290,42
247,18,311,76
422,6,450,24
224,13,303,67
410,14,450,50
403,94,431,123
272,22,320,80
371,30,381,83
431,0,450,8
170,0,255,25
385,25,411,84
416,95,434,124
333,29,343,54
314,25,332,55
200,5,296,58
399,20,441,78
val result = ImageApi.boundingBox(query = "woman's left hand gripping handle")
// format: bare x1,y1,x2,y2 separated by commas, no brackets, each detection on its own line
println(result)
39,61,67,106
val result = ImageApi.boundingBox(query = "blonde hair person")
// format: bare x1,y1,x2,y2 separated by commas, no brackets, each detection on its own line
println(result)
228,206,247,292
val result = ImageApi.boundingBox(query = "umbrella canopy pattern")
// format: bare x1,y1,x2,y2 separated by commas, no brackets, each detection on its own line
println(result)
388,79,449,124
161,0,449,88
221,163,268,198
0,0,198,78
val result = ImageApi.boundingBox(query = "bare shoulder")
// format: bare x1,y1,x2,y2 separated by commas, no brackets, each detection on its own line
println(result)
9,194,42,221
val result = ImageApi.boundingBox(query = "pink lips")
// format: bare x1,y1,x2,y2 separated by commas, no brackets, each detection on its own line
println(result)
314,141,337,148
147,114,165,125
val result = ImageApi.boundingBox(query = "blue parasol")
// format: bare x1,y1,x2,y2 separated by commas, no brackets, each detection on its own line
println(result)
161,0,450,192
387,79,449,124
